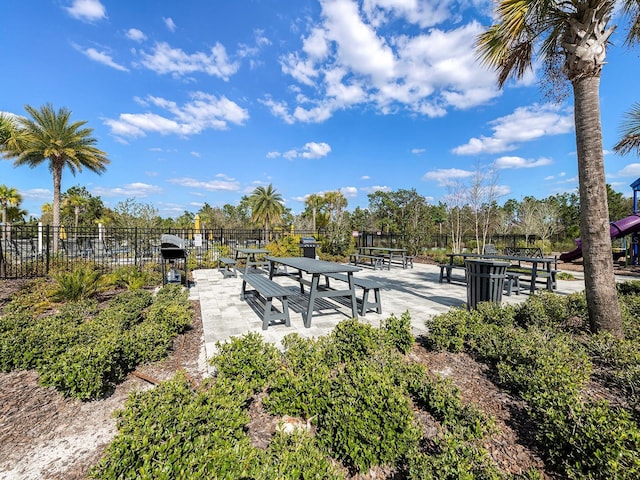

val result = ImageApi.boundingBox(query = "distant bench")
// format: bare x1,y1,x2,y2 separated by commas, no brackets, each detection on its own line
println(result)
240,274,291,330
324,272,382,316
438,264,466,283
218,257,237,278
349,253,384,270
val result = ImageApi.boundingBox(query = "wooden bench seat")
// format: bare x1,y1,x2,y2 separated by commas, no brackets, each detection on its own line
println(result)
240,274,291,329
349,253,384,270
439,264,466,283
324,273,382,316
218,257,237,278
504,272,523,296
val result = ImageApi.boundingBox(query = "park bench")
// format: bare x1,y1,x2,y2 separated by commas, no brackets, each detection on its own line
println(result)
218,257,237,278
404,255,414,269
349,253,384,270
324,272,382,316
504,272,524,296
240,273,291,330
438,264,466,283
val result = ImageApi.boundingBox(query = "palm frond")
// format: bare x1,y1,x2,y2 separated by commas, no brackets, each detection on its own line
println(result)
613,102,640,155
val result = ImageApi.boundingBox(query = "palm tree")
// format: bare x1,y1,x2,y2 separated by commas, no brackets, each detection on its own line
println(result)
0,113,15,146
305,193,325,232
249,184,284,243
2,104,109,251
476,0,640,338
614,102,640,155
62,192,89,231
0,185,22,241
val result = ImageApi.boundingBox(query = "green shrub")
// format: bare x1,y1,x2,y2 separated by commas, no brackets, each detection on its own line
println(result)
514,292,587,331
329,318,385,362
425,307,482,353
382,311,415,354
317,359,420,472
265,334,333,419
51,262,102,301
104,265,150,290
90,373,260,480
527,398,640,479
266,234,303,257
209,332,280,392
617,280,640,296
410,375,494,440
405,432,503,480
263,431,347,479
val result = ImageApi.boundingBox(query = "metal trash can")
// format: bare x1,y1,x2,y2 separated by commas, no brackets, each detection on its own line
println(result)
464,259,509,309
299,237,320,258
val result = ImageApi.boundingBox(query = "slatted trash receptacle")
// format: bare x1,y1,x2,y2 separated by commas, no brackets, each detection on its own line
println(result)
464,259,509,309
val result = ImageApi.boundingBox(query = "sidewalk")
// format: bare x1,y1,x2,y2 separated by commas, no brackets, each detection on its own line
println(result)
188,262,590,367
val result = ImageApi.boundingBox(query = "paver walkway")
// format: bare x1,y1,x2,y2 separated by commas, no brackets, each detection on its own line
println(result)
189,262,592,371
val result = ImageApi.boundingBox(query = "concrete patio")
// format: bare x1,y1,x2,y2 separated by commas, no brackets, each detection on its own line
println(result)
188,262,593,365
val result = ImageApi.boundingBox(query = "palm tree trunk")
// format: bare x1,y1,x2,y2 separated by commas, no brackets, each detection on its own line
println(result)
573,76,623,337
52,167,62,252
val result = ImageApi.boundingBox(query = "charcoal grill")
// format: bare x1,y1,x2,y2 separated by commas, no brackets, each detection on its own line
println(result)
160,234,188,285
299,237,320,258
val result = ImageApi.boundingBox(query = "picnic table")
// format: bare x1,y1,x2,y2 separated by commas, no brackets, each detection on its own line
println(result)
266,256,361,328
235,247,270,274
357,246,408,269
444,252,557,294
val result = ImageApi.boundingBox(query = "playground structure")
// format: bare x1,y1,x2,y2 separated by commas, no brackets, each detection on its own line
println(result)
560,177,640,265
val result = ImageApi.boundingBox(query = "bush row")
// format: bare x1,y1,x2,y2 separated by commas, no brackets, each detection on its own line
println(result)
425,288,640,479
92,315,522,479
0,284,192,399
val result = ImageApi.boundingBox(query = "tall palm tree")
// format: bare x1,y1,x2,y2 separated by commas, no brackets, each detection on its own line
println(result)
614,102,640,155
0,185,22,240
249,184,284,243
1,104,109,251
476,0,640,337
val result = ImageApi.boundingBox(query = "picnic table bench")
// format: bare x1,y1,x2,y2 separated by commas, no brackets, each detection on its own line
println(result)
439,264,466,283
324,272,382,316
218,257,237,278
240,273,291,330
349,253,384,270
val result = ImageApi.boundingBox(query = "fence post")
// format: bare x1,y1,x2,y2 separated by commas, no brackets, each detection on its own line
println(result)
134,227,138,266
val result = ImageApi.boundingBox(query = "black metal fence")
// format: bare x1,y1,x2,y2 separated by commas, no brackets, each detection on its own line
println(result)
0,224,543,280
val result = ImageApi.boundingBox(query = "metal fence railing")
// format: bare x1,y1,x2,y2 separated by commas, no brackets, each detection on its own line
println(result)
0,224,547,280
0,225,323,279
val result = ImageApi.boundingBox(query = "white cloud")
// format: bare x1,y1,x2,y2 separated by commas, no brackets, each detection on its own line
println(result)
453,104,574,155
163,17,177,32
79,46,129,71
616,163,640,178
268,1,500,124
126,28,147,42
494,156,553,169
65,0,106,21
168,177,240,192
423,168,474,186
301,142,332,158
190,151,201,157
340,186,358,197
270,142,332,160
361,185,392,193
104,92,249,139
21,188,52,202
411,148,425,154
361,175,370,180
93,182,162,198
138,42,239,81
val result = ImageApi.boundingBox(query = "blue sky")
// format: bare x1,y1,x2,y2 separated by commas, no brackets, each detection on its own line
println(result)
2,0,640,219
